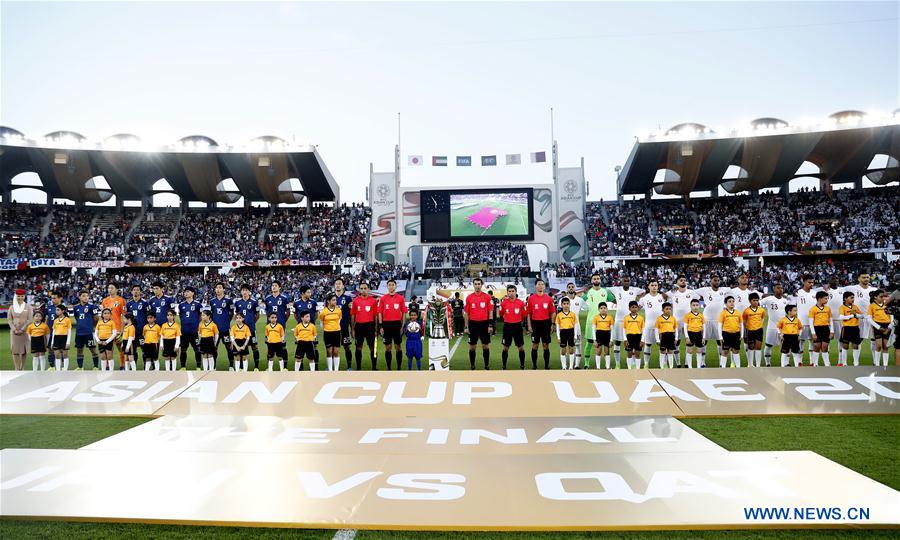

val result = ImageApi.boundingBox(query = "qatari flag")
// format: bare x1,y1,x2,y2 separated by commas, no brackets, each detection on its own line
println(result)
466,207,508,230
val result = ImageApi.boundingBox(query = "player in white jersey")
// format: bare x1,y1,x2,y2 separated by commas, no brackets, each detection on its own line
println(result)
849,273,874,343
638,280,666,368
815,277,845,344
609,276,644,363
761,283,791,367
668,275,697,367
694,274,731,364
730,274,760,314
563,283,587,367
795,275,816,362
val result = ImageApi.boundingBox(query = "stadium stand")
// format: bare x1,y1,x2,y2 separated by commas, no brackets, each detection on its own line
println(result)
586,185,899,257
425,241,529,269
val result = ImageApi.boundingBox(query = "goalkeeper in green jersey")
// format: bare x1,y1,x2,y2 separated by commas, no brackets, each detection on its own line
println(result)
582,273,612,368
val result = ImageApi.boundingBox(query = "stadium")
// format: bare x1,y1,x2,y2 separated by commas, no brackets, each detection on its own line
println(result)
1,2,899,539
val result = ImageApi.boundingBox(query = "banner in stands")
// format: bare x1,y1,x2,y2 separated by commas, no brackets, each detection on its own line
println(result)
84,415,725,455
429,282,527,301
4,368,896,418
2,449,897,529
556,166,588,263
369,171,398,264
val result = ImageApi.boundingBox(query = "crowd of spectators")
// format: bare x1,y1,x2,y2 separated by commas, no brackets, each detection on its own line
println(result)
0,203,371,263
587,186,900,256
426,241,528,268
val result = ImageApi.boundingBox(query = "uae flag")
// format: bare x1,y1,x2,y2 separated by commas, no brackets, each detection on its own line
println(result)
530,151,547,163
408,155,423,166
432,156,448,166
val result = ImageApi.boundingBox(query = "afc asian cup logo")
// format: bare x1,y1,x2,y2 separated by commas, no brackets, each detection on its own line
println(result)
376,183,390,201
564,179,578,195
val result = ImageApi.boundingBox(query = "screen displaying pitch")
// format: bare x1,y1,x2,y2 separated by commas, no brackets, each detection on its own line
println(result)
420,188,534,242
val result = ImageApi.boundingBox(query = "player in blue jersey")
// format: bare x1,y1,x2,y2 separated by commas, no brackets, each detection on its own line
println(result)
178,286,203,369
72,289,99,369
404,310,424,370
209,282,235,370
333,277,354,370
44,290,66,369
264,281,292,366
126,284,151,367
149,281,177,323
235,283,261,370
293,284,318,366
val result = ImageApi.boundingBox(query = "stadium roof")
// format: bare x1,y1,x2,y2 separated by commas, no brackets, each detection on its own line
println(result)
617,111,900,196
0,129,340,204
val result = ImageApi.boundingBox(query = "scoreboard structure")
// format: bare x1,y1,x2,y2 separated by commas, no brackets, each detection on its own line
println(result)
368,142,589,265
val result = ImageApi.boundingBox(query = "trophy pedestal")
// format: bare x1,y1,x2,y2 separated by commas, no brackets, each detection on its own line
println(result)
428,338,450,370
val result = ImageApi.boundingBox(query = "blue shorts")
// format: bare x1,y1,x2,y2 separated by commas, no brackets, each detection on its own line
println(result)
74,334,95,349
406,340,423,359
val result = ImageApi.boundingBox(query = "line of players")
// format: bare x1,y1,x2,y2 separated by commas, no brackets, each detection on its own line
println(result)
25,278,425,372
588,272,896,369
22,272,897,371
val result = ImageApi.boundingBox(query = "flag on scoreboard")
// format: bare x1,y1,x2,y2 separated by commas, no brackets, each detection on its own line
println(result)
530,151,547,163
432,156,448,166
481,155,497,166
408,155,423,166
456,156,472,166
506,153,521,165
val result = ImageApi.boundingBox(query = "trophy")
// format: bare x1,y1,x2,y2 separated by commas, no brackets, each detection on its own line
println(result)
426,296,451,370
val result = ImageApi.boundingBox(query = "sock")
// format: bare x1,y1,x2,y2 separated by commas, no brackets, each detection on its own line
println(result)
77,354,84,368
764,345,772,366
501,350,509,370
227,348,234,370
310,360,316,371
531,349,538,369
518,349,525,369
731,352,740,368
699,350,706,367
48,354,55,368
483,349,490,370
129,360,137,371
852,348,860,366
613,345,621,365
343,346,352,370
882,352,889,367
386,351,393,371
543,348,550,369
626,356,634,369
560,354,567,370
408,356,413,370
267,360,273,371
686,351,693,369
792,353,801,367
643,346,651,369
145,361,151,371
667,352,674,369
584,342,594,362
32,357,38,370
62,357,69,370
470,349,477,370
822,348,831,367
416,357,421,370
582,343,591,368
252,348,260,369
295,359,302,371
838,348,846,365
573,353,579,369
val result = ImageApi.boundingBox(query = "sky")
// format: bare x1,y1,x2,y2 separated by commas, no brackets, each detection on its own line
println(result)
1,1,898,204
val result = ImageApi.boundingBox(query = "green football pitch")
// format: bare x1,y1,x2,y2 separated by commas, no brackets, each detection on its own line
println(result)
450,199,530,237
2,318,899,538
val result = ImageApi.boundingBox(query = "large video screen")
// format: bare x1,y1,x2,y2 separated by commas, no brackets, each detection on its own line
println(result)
420,188,534,242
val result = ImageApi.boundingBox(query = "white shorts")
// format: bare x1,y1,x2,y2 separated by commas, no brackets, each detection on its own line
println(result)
765,326,780,347
859,318,872,340
798,324,811,341
674,313,690,339
612,320,626,342
831,319,842,338
704,321,722,341
642,327,657,345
